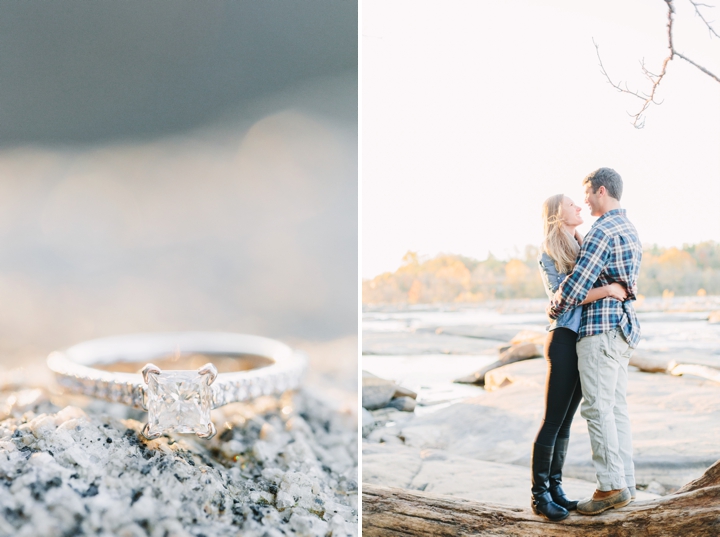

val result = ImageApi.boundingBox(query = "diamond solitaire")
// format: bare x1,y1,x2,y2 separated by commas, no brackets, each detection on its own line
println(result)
47,332,307,441
143,363,217,440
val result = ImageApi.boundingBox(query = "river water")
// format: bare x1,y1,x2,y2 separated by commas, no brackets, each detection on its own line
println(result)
362,297,720,414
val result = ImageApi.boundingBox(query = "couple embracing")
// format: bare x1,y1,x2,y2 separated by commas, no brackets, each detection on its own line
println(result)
531,167,642,521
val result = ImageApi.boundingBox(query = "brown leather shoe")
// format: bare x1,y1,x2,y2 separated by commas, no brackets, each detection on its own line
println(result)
577,488,632,515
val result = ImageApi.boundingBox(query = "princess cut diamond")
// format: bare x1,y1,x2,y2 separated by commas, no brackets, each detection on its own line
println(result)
146,371,213,437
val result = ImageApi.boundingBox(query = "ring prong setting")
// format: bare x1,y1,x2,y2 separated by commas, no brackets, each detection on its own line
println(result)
197,363,218,385
141,363,161,384
196,422,217,439
141,422,162,440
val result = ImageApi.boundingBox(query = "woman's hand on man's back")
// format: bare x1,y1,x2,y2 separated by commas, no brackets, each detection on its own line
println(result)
607,282,628,301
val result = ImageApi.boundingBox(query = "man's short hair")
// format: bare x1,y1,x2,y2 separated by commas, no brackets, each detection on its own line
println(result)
583,167,623,201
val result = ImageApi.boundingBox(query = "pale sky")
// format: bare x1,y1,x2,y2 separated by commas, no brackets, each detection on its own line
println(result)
362,0,720,278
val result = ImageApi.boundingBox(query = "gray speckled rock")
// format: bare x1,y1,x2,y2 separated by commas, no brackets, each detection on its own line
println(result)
0,387,357,537
385,397,416,412
361,408,376,439
361,371,418,412
361,385,397,411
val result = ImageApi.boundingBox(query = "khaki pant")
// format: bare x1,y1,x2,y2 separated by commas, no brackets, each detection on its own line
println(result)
577,329,635,491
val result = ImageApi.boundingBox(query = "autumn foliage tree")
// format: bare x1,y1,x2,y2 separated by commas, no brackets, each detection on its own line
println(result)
363,241,720,305
363,248,545,305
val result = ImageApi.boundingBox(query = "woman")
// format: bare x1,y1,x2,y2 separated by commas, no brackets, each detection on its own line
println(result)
531,194,627,521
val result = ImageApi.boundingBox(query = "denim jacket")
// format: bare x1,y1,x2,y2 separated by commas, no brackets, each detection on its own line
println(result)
538,251,581,333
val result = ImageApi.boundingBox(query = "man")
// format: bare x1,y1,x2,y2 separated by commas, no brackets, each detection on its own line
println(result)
547,167,642,515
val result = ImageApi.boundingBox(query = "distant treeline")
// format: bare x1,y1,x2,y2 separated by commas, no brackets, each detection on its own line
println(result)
362,242,720,305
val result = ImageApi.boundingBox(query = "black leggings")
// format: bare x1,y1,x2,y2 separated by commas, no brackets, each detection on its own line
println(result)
534,327,583,447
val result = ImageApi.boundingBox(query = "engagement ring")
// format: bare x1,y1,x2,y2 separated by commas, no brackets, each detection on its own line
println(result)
47,332,307,440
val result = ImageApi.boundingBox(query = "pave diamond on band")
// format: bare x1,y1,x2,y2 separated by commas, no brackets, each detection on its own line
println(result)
47,332,307,440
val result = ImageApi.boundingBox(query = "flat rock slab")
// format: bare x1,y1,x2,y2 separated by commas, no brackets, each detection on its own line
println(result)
362,331,500,356
361,384,398,410
362,442,658,506
366,358,720,492
361,371,418,411
0,388,357,537
416,326,523,343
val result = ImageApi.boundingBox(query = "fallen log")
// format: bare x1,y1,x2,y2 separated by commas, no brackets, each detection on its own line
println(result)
458,351,720,391
362,459,720,536
677,458,720,493
629,354,676,373
670,363,720,384
454,342,542,386
506,330,547,349
629,355,720,384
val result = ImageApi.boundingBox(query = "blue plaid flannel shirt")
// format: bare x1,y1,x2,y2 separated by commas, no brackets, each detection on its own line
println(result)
547,208,642,348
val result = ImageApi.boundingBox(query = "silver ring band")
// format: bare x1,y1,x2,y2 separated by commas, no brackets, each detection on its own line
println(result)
47,332,307,440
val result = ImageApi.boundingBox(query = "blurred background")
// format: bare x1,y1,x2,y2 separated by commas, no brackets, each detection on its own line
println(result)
0,1,358,402
363,0,719,280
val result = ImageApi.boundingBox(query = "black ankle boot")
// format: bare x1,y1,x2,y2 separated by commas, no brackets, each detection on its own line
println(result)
532,491,569,521
548,437,578,511
531,443,569,521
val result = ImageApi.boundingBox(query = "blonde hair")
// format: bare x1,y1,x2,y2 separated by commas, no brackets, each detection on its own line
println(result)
542,194,579,274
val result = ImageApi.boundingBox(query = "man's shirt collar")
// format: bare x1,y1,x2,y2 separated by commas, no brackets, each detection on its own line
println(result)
592,208,625,227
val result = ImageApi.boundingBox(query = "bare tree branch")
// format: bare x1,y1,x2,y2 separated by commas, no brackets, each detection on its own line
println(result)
593,37,671,128
689,0,720,37
675,50,720,81
595,0,719,128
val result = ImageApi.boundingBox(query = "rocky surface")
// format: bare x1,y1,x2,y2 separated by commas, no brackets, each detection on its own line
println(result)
362,442,660,504
361,371,416,413
362,357,720,504
362,302,720,511
0,385,357,537
362,331,501,356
